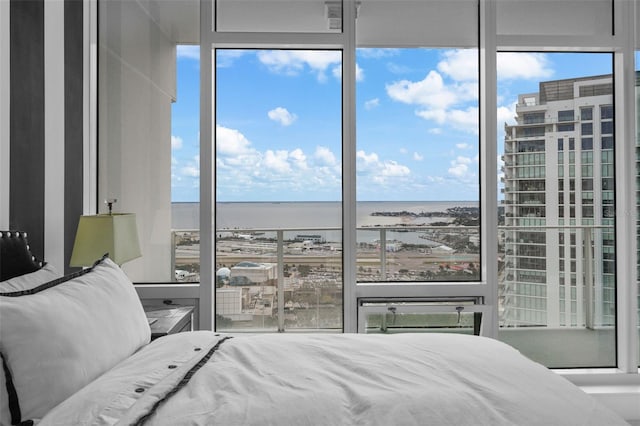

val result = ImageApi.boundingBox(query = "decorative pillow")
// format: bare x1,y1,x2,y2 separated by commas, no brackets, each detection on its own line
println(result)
0,263,60,426
0,256,151,423
0,263,59,293
0,231,44,281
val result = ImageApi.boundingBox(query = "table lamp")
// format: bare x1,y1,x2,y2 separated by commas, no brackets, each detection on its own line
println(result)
70,201,142,267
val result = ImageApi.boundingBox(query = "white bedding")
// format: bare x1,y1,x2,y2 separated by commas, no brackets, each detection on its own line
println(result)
39,331,628,426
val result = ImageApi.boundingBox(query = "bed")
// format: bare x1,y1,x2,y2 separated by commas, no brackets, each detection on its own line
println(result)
0,231,630,426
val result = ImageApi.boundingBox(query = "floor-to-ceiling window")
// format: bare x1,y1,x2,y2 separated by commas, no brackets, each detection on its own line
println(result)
211,1,345,332
172,45,201,284
355,47,480,284
214,49,343,332
97,0,639,371
497,52,616,368
352,0,486,336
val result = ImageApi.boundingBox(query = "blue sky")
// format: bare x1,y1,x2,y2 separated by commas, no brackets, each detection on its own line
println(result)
171,48,612,202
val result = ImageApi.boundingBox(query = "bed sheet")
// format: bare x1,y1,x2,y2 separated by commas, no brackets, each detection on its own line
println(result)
39,331,629,426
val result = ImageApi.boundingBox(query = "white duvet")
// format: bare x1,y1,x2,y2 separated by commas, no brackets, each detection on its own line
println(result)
39,331,628,426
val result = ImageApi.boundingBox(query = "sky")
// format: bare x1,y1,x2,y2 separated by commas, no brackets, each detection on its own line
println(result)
171,48,613,203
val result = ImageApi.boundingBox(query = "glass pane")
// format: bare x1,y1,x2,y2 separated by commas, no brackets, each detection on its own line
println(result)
215,49,343,332
172,45,201,283
99,0,199,282
215,0,342,33
355,47,480,283
360,300,481,335
498,52,615,368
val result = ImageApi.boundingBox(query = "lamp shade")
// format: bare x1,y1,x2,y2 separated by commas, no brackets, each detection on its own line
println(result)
70,214,142,267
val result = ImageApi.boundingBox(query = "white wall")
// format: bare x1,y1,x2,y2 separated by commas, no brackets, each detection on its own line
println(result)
44,0,66,273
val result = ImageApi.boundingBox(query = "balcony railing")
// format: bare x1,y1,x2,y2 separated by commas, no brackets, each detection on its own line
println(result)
171,224,615,333
173,225,480,332
169,223,630,367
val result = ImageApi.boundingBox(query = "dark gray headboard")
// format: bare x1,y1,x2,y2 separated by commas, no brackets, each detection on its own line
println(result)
0,231,44,281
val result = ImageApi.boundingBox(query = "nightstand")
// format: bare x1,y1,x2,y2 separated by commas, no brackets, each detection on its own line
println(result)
144,305,195,340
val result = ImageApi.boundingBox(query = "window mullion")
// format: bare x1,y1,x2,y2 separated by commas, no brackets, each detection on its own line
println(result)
613,0,638,373
480,0,499,339
343,0,357,333
200,0,214,331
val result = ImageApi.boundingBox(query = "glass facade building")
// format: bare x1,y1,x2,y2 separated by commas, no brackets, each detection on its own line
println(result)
501,75,615,328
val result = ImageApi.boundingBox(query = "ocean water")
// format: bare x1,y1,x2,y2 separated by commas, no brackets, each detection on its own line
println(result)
173,201,478,237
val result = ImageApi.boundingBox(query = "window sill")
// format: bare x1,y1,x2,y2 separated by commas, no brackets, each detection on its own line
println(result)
556,368,640,421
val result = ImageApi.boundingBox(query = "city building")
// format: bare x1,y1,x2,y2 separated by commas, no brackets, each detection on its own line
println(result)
501,75,615,328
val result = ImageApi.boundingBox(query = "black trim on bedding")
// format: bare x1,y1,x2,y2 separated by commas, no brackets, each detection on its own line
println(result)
1,352,24,426
132,336,234,426
0,254,108,297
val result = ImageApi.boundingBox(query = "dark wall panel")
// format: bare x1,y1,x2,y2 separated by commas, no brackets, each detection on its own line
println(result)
64,0,83,274
10,0,45,261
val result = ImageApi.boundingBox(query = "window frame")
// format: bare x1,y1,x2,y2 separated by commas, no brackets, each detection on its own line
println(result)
86,0,638,379
203,0,637,373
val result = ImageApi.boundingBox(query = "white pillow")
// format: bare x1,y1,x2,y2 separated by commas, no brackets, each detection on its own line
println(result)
0,263,61,426
0,263,59,293
0,257,150,423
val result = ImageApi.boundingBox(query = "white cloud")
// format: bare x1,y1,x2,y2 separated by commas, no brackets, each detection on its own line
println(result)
387,70,458,110
356,64,363,81
497,52,553,80
381,161,410,177
171,135,183,150
364,98,380,110
384,49,551,135
257,50,342,81
315,146,338,166
214,125,343,198
387,68,480,134
289,148,308,169
497,103,517,126
456,143,471,150
356,150,379,165
437,49,478,81
413,152,424,161
263,150,292,173
416,106,479,134
177,45,199,60
217,50,247,68
357,150,411,185
268,107,298,126
448,156,474,179
436,49,553,82
216,125,253,156
358,48,400,59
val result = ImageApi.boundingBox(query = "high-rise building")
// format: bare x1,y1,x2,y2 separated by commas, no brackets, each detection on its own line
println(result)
501,75,615,329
